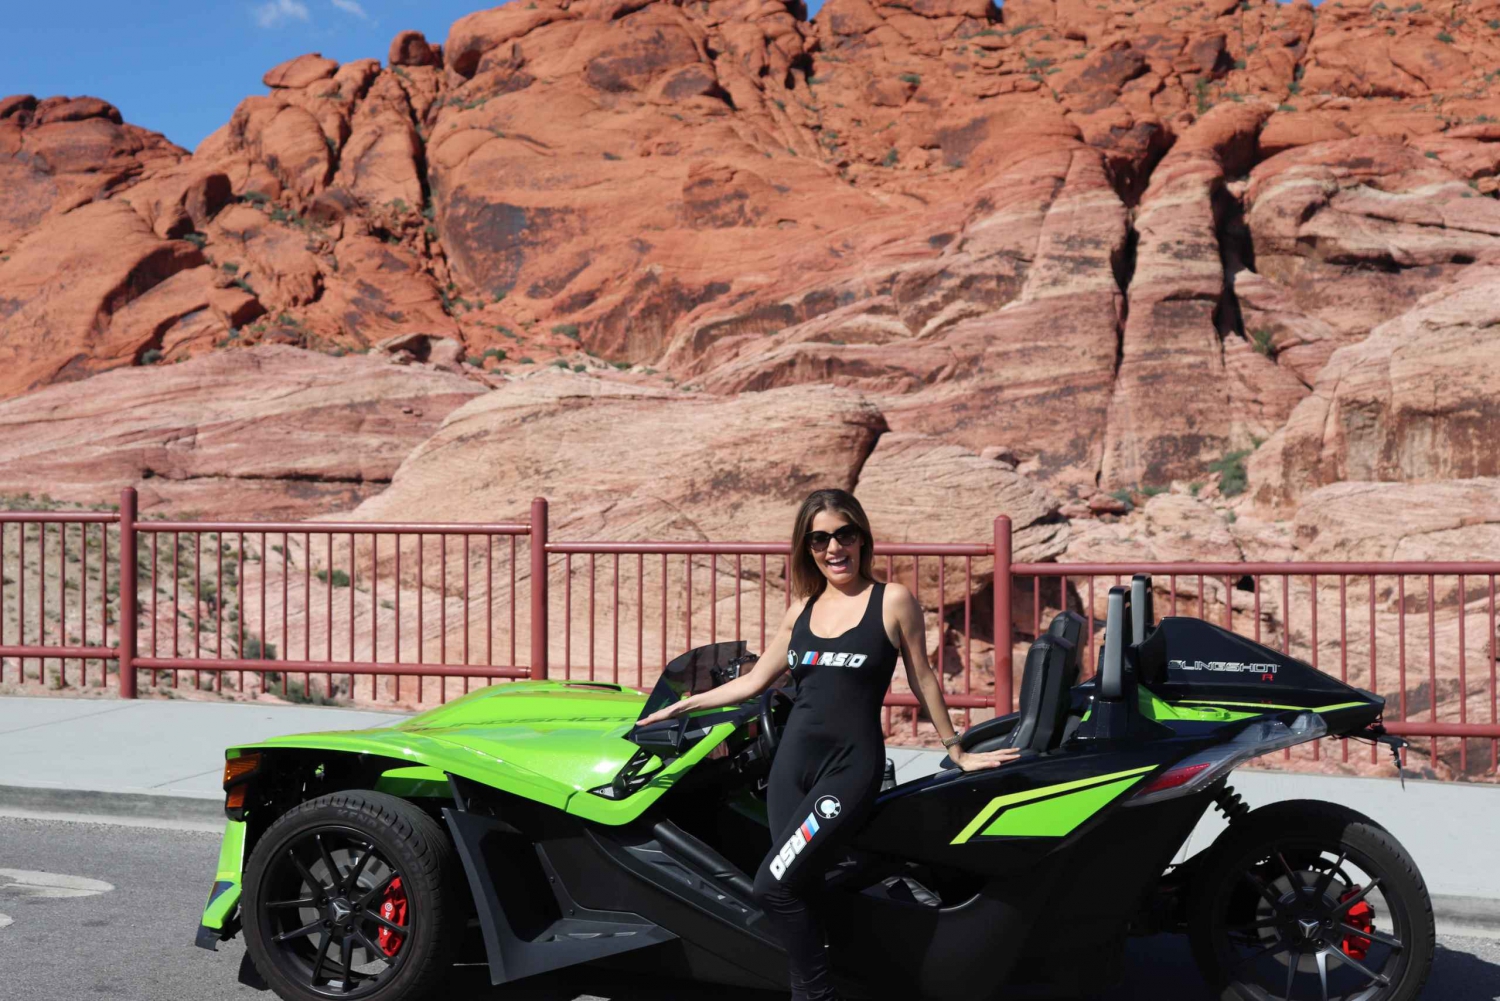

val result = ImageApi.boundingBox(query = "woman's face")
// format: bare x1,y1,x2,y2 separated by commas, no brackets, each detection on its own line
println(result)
810,509,861,587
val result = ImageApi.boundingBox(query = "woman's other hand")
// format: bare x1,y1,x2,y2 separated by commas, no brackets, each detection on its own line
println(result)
949,746,1021,772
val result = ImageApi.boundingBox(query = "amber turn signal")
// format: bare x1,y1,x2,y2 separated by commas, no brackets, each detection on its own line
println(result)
223,753,261,788
224,783,247,810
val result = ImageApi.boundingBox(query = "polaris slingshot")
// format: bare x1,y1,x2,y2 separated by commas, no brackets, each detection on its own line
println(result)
197,574,1434,1000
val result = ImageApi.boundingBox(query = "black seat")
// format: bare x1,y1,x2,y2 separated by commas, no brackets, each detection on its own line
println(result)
945,611,1085,764
1005,633,1078,754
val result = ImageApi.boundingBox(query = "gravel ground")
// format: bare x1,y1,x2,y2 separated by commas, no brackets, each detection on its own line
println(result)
1,815,1496,1001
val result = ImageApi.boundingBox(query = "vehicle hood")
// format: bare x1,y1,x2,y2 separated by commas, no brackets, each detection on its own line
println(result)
249,681,651,807
396,680,649,782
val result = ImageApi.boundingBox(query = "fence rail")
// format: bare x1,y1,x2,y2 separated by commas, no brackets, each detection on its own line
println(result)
1,489,1496,776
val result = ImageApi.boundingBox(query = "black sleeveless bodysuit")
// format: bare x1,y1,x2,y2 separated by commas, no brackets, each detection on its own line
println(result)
751,581,899,1001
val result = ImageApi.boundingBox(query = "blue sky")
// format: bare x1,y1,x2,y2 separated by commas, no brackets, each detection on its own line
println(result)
3,2,517,151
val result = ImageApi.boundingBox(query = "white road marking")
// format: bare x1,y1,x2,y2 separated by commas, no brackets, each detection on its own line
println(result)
0,868,114,899
0,912,12,929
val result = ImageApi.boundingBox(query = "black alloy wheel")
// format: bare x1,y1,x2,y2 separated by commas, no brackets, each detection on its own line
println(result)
1188,801,1435,1001
243,790,463,1001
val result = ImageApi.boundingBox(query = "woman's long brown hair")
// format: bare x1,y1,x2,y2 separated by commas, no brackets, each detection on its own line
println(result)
788,488,876,600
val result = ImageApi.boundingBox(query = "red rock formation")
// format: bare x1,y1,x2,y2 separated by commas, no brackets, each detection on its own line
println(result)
1250,265,1500,507
0,346,484,518
4,0,1500,520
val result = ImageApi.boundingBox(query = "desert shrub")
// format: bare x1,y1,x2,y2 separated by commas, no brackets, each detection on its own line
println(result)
242,634,277,660
1207,450,1252,497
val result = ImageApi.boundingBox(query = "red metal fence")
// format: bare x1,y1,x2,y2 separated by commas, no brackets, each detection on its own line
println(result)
1,488,1496,776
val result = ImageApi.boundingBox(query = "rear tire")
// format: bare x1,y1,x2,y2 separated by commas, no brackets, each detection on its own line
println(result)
1187,800,1434,1001
242,790,464,1001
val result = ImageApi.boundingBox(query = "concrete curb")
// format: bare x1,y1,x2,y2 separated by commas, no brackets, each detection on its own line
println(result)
0,783,225,822
1432,895,1500,941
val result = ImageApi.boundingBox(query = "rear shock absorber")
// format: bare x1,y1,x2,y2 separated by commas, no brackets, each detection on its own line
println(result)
1213,784,1250,823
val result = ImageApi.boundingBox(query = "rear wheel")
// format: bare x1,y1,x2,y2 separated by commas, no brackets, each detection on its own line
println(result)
242,790,463,1001
1187,800,1434,1001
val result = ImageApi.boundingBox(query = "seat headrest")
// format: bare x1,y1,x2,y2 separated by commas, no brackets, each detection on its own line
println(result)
1047,609,1085,649
1046,610,1085,684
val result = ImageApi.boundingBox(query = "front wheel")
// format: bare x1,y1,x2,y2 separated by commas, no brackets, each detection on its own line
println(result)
242,790,464,1001
1187,800,1434,1001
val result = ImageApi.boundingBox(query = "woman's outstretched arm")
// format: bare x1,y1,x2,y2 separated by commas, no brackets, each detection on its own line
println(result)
636,598,805,727
890,583,1018,773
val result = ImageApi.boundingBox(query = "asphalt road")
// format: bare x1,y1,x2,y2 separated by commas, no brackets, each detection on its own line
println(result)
1,815,1497,1001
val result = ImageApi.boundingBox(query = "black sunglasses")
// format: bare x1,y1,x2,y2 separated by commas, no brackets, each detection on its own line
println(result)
807,526,862,552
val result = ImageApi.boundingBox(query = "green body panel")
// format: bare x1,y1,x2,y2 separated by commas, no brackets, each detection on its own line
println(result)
1081,688,1347,723
564,723,737,824
1144,690,1259,723
374,765,450,798
231,680,730,826
951,766,1156,845
980,777,1142,838
1176,699,1369,713
200,821,246,930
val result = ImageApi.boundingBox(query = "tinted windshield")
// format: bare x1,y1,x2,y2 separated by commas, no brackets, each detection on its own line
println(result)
637,641,754,721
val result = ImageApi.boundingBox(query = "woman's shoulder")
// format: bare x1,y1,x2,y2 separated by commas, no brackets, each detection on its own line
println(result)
781,594,811,625
879,580,918,615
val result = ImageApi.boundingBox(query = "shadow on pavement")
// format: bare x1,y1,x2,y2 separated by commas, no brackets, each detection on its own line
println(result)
1424,941,1500,1000
450,963,780,999
448,933,1500,1001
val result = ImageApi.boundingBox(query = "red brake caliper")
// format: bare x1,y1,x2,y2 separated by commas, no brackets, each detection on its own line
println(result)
376,877,407,957
1339,887,1375,960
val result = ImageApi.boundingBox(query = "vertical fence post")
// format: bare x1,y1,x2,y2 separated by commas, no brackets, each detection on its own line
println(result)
118,487,138,699
530,497,549,681
994,515,1013,716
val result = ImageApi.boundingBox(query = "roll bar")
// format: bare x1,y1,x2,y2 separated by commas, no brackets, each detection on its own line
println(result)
1099,586,1131,700
1130,573,1154,644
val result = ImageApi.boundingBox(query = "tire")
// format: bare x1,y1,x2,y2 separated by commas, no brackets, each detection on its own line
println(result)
1187,800,1435,1001
242,790,465,1001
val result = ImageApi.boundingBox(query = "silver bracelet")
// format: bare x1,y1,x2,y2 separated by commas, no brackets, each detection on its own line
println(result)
942,734,962,749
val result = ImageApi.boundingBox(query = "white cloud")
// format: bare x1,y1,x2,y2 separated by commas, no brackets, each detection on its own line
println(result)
253,0,311,28
330,0,367,17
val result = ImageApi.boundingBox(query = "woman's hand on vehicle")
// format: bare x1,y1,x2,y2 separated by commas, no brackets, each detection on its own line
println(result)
949,746,1021,772
636,696,696,729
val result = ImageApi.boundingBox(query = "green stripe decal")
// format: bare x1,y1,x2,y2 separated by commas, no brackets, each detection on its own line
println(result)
950,766,1155,845
1177,699,1370,713
980,777,1143,838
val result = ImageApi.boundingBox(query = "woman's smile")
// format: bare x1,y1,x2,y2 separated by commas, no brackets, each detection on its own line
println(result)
809,509,860,583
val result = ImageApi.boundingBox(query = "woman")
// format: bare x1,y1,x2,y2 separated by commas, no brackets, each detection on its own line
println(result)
638,488,1018,1000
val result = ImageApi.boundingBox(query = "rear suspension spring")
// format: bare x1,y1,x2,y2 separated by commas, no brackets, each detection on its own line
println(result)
1214,784,1249,823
